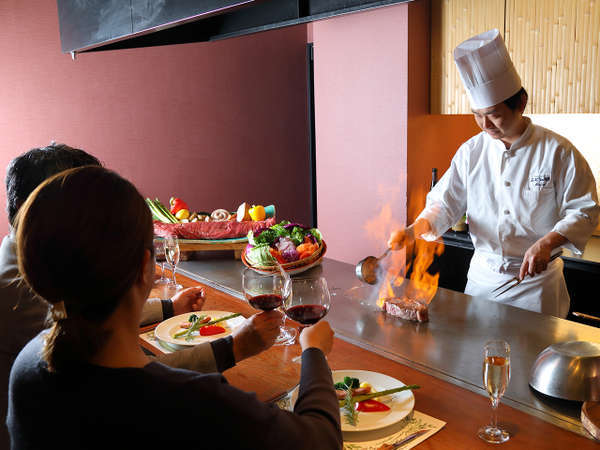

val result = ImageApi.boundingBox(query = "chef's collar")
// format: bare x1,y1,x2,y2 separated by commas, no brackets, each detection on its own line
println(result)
505,117,533,153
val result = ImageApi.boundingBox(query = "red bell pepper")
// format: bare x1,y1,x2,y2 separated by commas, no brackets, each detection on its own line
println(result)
169,197,189,215
355,399,390,412
199,325,226,336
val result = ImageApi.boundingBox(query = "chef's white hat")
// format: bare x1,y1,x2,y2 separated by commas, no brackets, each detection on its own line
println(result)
454,29,521,109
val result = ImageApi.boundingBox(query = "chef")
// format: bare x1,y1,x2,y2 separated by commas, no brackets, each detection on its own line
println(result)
388,29,599,317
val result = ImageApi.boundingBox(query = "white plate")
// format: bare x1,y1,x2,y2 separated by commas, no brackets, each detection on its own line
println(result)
154,311,245,348
291,369,415,432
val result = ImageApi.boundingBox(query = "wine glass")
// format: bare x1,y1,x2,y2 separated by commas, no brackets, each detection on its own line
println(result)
283,277,331,362
284,277,331,326
153,238,171,299
164,235,182,290
478,340,511,444
242,267,297,345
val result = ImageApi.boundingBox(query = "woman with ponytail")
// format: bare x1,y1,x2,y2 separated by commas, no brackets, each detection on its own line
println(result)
6,166,341,450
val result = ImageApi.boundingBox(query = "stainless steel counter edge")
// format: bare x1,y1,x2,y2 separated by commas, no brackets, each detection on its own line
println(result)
177,258,599,438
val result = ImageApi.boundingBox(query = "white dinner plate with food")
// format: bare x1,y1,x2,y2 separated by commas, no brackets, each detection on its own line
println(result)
290,369,415,432
154,311,245,348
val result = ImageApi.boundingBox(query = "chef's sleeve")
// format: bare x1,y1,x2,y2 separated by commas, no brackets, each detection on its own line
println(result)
417,144,469,240
552,147,600,254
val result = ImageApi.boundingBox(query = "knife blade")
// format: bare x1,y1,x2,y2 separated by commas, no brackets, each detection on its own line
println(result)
377,429,430,450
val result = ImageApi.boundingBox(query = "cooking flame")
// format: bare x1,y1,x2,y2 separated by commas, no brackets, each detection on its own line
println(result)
364,202,443,309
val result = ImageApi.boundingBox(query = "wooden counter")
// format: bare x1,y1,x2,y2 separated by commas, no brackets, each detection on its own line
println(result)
143,268,600,448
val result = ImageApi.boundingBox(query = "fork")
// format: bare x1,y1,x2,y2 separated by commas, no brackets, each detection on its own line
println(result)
492,251,563,298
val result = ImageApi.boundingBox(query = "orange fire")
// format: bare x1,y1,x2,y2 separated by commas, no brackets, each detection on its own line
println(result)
364,201,444,308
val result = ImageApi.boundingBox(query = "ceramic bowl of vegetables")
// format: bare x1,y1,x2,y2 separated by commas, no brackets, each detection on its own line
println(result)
242,221,326,274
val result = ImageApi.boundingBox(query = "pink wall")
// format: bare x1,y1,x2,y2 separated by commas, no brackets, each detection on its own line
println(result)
311,4,410,264
0,1,310,236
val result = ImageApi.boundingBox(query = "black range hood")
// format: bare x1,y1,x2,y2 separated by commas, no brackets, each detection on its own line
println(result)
57,0,413,56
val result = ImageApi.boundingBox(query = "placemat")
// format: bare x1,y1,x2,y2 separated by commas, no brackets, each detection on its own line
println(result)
274,391,445,449
140,328,176,354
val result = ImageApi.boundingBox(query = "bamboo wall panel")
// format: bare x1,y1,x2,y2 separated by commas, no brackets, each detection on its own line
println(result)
432,0,600,113
430,0,505,114
506,0,600,113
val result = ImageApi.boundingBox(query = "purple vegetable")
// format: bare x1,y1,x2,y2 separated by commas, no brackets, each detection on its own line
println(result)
275,237,300,262
305,233,317,244
283,222,308,230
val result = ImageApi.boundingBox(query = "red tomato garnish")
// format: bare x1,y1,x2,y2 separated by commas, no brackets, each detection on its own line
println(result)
355,399,390,412
199,325,226,336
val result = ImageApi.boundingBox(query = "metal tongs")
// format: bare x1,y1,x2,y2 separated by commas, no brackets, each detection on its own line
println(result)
492,250,563,298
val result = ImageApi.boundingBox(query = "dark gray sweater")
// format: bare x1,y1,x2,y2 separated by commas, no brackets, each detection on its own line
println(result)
7,333,341,450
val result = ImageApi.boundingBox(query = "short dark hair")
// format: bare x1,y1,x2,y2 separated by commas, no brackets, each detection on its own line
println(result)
503,87,528,111
5,143,101,225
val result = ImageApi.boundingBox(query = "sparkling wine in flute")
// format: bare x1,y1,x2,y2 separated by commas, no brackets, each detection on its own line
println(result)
478,340,511,444
483,355,510,400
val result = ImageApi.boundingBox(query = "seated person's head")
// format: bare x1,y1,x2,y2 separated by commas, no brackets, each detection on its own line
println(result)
15,166,153,371
6,142,101,226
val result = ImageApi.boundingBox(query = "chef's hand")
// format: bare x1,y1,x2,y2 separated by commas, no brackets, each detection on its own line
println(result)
387,218,432,250
171,286,205,316
300,320,334,356
520,243,552,280
519,232,568,280
387,227,415,251
232,310,283,362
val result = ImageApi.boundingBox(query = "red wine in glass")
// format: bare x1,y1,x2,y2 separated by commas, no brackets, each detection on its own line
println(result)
247,293,283,311
285,304,328,325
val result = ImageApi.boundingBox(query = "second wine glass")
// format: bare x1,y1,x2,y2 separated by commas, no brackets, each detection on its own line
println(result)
284,277,331,326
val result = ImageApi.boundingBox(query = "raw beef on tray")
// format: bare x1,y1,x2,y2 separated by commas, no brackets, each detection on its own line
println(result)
153,217,276,240
382,297,429,322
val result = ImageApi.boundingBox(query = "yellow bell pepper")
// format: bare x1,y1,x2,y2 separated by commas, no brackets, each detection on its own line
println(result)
175,208,190,220
249,205,266,221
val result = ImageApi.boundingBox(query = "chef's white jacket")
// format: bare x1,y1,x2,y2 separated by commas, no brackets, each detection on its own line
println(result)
418,118,600,317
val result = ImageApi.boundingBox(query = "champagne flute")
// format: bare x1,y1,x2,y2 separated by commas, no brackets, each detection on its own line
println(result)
153,238,171,299
164,235,182,290
242,268,297,345
283,277,331,362
478,340,511,443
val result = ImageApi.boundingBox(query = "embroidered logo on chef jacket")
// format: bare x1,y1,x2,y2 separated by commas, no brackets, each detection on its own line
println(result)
529,173,550,190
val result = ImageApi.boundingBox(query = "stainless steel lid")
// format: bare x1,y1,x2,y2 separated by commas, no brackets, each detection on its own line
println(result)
529,341,600,401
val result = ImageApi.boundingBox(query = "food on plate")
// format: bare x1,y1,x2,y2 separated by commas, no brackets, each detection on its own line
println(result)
179,315,210,328
199,325,226,336
245,221,324,267
355,399,390,412
382,297,429,322
334,376,420,426
173,312,242,341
